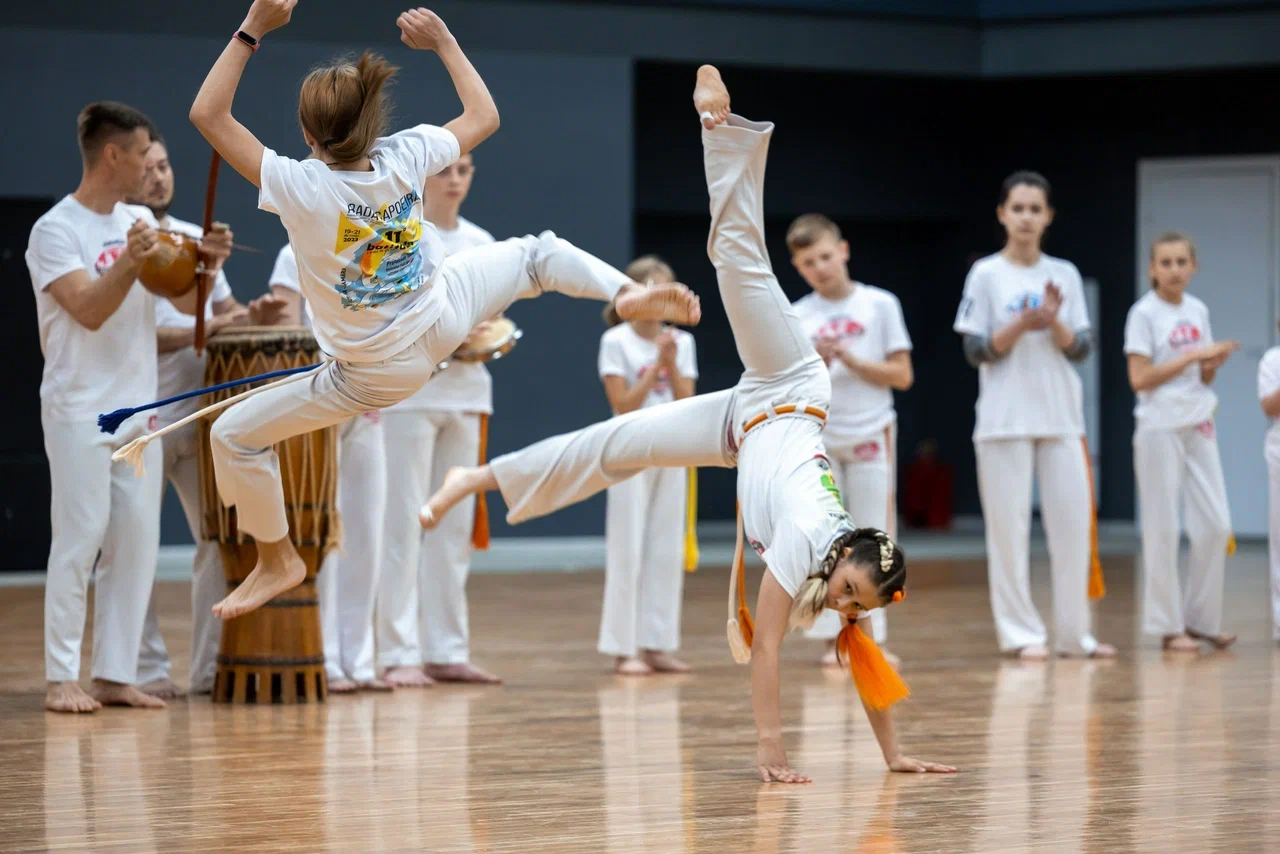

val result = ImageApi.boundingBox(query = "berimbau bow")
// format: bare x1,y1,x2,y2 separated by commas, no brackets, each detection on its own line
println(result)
194,151,221,356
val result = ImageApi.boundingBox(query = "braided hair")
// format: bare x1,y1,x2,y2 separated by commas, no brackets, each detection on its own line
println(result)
788,527,906,631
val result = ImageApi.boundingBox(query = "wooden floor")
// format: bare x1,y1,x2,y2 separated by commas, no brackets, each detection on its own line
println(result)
2,553,1280,853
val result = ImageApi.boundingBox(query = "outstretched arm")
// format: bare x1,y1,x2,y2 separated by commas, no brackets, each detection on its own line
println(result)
860,700,956,774
190,0,296,186
398,10,499,155
751,571,811,784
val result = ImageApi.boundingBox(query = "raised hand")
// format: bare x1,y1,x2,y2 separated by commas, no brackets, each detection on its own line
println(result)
248,293,290,326
657,330,678,367
126,219,162,266
198,222,234,274
398,8,455,52
242,0,296,37
814,336,842,366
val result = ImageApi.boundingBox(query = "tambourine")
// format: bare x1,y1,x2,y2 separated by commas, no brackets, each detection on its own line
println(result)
436,317,523,371
138,230,201,299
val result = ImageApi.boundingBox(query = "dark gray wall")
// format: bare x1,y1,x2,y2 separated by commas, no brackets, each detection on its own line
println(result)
4,0,1279,549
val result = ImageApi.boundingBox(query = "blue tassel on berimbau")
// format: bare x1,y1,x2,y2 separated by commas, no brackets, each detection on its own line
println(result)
97,363,321,435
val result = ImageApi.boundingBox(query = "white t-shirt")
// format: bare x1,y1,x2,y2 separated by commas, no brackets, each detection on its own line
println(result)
1123,290,1217,432
154,215,233,430
738,417,853,598
792,283,911,442
1258,347,1280,466
394,216,497,414
25,195,159,424
952,252,1089,442
258,124,461,363
597,323,698,411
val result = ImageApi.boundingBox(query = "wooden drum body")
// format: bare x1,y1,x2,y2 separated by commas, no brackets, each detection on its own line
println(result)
196,326,338,704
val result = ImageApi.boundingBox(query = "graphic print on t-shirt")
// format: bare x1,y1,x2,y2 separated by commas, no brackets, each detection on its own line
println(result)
333,191,426,310
814,315,865,342
94,241,124,275
1004,289,1046,315
1168,321,1202,349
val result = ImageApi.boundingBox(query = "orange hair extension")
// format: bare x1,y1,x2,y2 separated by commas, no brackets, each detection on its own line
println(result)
471,414,490,550
837,619,909,710
1081,437,1105,600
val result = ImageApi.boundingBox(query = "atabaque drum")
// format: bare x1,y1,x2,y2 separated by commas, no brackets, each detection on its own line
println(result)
196,326,338,704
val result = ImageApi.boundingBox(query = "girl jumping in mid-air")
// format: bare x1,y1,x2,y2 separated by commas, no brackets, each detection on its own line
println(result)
183,0,700,620
421,66,955,783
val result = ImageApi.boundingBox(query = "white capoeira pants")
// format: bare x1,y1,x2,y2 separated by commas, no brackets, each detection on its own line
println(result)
136,424,225,692
378,408,482,668
43,414,162,684
1133,422,1231,638
975,436,1098,656
599,465,687,657
318,411,386,682
1269,460,1280,641
805,424,897,644
488,115,834,607
210,231,631,544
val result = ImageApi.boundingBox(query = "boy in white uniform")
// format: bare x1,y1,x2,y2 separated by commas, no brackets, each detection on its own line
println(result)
27,102,229,712
130,137,288,696
1258,332,1280,643
597,255,699,675
1124,231,1237,652
787,214,912,667
378,152,503,686
269,244,389,692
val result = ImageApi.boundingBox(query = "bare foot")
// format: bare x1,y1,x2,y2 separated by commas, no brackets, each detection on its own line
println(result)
693,64,731,128
1186,628,1237,650
420,466,495,531
90,679,166,709
615,656,652,676
819,642,840,668
212,537,306,621
140,677,186,699
642,650,692,673
426,662,503,684
329,677,358,693
1059,643,1118,659
45,681,102,713
383,666,435,688
359,678,395,692
1018,645,1049,661
614,282,702,327
1162,633,1200,653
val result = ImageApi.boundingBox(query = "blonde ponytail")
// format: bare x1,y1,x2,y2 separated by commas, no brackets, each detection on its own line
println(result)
298,52,398,163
